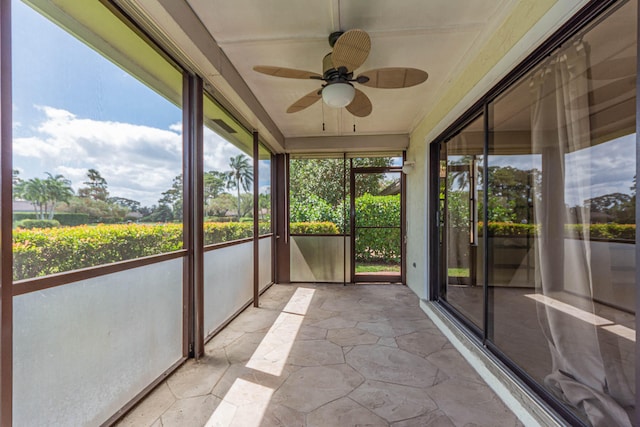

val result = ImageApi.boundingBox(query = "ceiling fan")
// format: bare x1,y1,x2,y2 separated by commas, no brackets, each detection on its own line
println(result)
253,29,428,117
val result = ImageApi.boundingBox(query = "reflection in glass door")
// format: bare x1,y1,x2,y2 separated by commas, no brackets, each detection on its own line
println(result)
439,114,484,329
351,169,403,283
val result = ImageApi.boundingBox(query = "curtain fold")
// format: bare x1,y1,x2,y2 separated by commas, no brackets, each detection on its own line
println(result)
529,41,634,427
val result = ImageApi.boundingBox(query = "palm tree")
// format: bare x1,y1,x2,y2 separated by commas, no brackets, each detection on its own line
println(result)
15,178,48,218
14,173,73,219
226,154,253,221
44,173,74,219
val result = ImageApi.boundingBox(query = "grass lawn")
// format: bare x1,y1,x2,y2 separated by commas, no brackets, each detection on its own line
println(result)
356,263,401,273
448,267,469,277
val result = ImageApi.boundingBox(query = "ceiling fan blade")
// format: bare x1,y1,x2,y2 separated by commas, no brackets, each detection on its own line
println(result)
287,89,322,113
332,29,371,72
358,68,428,88
254,65,321,80
346,89,372,117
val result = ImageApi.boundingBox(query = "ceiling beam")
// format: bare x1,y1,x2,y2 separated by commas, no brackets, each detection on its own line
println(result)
125,0,286,152
285,134,408,153
330,0,341,32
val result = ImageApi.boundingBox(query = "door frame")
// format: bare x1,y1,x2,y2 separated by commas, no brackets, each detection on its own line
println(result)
350,165,405,284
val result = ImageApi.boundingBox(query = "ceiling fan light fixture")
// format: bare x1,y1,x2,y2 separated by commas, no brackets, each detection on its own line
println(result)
322,82,355,108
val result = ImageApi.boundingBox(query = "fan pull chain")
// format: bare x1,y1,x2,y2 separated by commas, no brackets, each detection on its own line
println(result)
322,102,326,132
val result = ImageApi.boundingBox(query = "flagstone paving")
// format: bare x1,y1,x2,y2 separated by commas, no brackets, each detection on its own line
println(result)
117,284,523,427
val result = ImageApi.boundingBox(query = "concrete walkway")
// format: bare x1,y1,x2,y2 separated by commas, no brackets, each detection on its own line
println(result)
117,284,522,426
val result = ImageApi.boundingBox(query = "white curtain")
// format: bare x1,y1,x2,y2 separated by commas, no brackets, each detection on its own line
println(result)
530,41,634,426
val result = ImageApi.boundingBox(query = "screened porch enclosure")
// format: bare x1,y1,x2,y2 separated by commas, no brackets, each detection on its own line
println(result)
288,155,406,284
1,0,638,426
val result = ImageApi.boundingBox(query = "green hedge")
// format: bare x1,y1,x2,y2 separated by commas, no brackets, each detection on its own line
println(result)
13,212,90,226
203,221,271,245
355,194,400,227
290,222,339,234
481,222,635,240
570,223,635,240
290,194,345,232
354,194,400,263
14,224,183,280
15,219,60,229
12,218,635,281
13,221,273,281
483,222,535,237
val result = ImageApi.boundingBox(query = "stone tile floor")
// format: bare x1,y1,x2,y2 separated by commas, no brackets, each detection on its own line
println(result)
117,284,523,426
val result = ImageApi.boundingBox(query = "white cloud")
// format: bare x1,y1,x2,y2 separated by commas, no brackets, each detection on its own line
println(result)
488,134,635,206
259,185,271,195
203,127,244,172
13,106,265,206
14,106,183,206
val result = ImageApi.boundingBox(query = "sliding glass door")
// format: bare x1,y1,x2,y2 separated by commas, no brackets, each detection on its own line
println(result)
439,115,483,329
434,1,636,425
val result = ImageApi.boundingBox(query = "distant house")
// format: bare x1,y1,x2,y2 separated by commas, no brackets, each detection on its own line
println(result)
125,211,143,220
13,200,34,213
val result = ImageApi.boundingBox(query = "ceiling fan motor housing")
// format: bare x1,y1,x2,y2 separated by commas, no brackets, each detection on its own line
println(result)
322,53,334,75
328,31,344,47
322,53,352,82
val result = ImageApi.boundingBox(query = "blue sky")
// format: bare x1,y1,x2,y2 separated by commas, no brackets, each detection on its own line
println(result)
12,0,265,207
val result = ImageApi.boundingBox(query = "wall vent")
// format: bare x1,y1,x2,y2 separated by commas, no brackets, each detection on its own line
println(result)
211,119,237,134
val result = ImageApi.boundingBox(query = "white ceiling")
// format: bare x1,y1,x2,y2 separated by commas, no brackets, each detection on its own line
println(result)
185,0,519,139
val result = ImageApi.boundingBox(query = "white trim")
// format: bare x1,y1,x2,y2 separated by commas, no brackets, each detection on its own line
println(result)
422,0,591,145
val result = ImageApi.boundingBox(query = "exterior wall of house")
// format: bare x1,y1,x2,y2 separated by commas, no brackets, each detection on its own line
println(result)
405,0,591,301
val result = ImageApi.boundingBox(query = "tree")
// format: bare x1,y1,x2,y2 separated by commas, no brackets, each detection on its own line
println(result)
63,197,128,223
78,169,109,201
206,193,236,218
14,178,47,218
290,193,344,229
108,197,141,213
584,192,634,224
226,154,253,221
258,191,271,220
239,193,254,219
12,169,22,188
289,157,393,208
159,175,183,221
14,173,73,219
204,171,227,204
144,203,174,222
43,173,74,219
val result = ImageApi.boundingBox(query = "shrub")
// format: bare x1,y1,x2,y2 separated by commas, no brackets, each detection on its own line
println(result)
13,221,275,280
567,223,635,241
290,194,345,232
258,222,272,235
481,221,635,241
355,194,400,227
353,194,401,263
13,223,183,280
483,222,536,237
203,222,252,245
13,212,90,226
290,222,339,235
15,219,60,229
205,216,233,223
